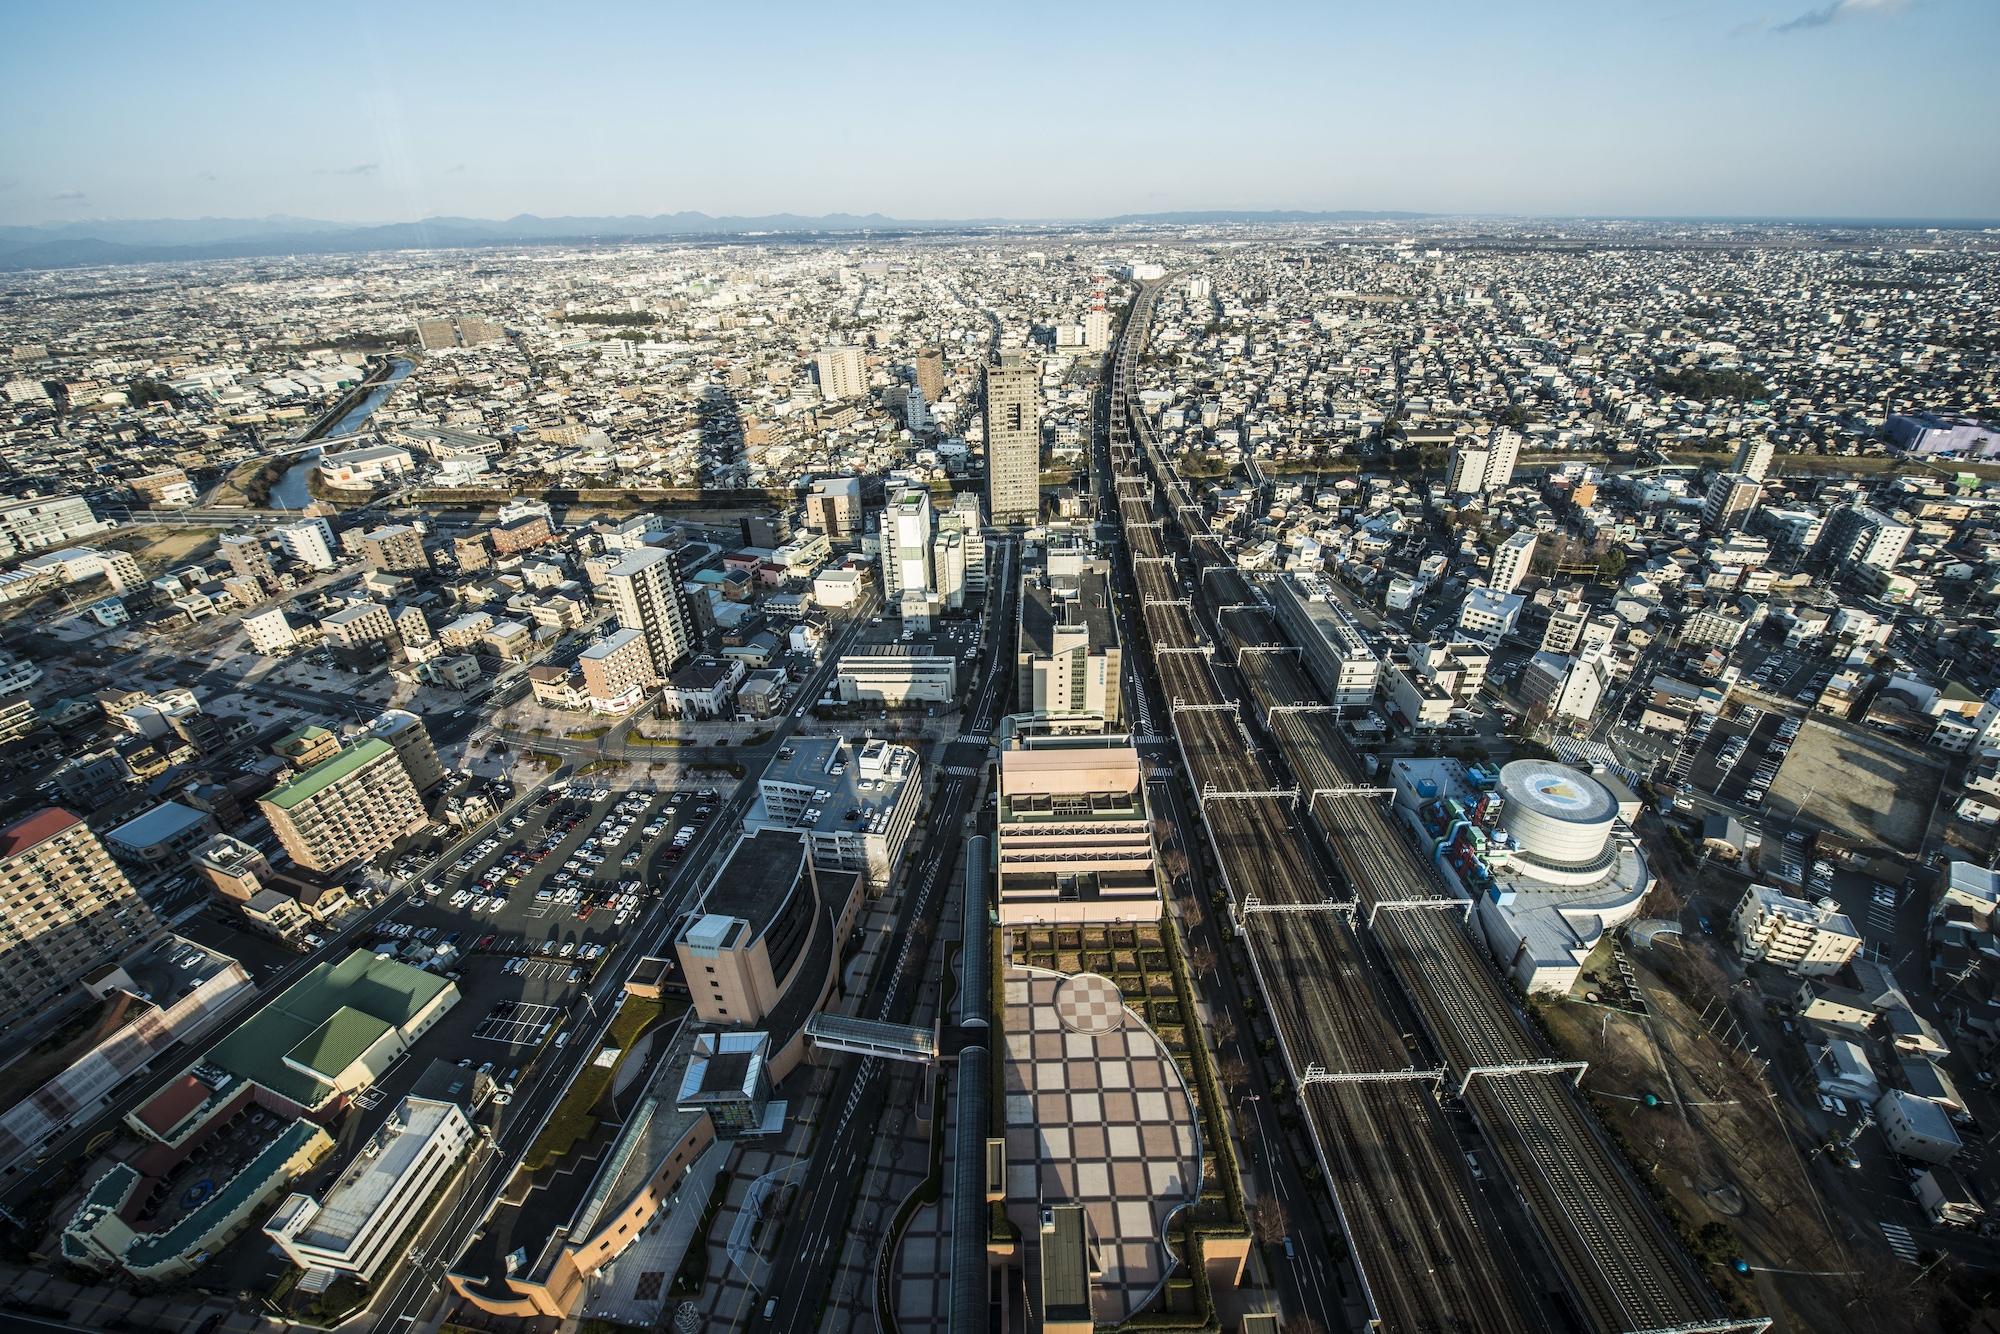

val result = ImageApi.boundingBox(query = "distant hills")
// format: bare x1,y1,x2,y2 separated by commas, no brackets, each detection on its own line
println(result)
0,209,1441,271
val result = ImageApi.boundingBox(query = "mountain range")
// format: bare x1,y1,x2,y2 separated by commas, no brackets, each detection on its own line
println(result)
0,210,1436,271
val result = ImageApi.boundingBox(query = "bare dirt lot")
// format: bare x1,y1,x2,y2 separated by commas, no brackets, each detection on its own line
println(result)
1768,719,1941,854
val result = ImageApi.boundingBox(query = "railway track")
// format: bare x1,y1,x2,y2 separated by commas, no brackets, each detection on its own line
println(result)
1106,280,1761,1334
1108,286,1538,1334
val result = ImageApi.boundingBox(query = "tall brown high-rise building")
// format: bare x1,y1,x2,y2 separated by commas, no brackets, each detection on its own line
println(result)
0,809,163,1031
985,350,1041,526
914,347,945,406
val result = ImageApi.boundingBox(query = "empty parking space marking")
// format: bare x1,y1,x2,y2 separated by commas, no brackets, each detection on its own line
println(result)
474,1001,566,1045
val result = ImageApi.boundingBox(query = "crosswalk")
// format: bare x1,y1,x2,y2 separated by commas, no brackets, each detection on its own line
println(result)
1879,1220,1920,1264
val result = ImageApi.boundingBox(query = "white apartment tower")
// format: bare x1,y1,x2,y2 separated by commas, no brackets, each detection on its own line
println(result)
1490,530,1537,594
275,518,339,572
880,489,935,609
604,546,696,681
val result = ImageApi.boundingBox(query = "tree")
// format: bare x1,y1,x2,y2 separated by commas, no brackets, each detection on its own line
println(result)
1250,1197,1290,1246
1187,940,1218,979
1221,1054,1252,1096
1210,1010,1238,1048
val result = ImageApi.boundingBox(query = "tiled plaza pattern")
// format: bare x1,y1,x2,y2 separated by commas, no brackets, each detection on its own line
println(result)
1002,969,1201,1325
1056,972,1126,1034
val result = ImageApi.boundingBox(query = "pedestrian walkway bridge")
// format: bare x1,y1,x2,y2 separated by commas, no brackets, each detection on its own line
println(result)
804,1013,937,1063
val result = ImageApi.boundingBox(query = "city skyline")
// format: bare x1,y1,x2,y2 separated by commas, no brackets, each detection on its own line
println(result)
2,0,1996,227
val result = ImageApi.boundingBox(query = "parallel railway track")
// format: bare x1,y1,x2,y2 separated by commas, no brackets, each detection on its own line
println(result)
1104,280,1759,1334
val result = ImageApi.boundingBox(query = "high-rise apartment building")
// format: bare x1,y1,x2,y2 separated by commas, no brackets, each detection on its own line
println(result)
1702,472,1762,534
604,547,695,681
579,627,655,710
1083,307,1112,354
415,317,459,352
220,532,276,588
1484,429,1522,491
914,347,945,405
275,518,339,572
1820,504,1913,573
807,477,862,540
1731,437,1776,483
358,525,427,573
880,489,935,611
904,383,930,434
814,345,867,402
367,709,445,793
1489,529,1537,594
259,738,427,874
985,350,1041,526
0,809,163,1031
243,608,296,655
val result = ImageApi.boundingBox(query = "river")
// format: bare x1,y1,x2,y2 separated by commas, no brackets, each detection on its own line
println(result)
268,357,415,508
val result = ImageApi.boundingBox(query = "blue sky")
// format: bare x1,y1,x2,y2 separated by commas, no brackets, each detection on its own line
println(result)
1,0,1994,225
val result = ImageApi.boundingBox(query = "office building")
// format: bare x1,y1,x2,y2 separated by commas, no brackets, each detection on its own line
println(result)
675,829,861,1029
747,737,923,889
259,738,427,874
264,1095,473,1280
914,347,945,404
1820,504,1913,574
275,518,339,572
1270,575,1381,708
837,645,957,705
1731,437,1776,483
1732,883,1862,977
995,732,1159,924
1489,529,1537,594
1017,550,1122,726
0,810,163,1033
604,546,696,681
1701,472,1761,534
985,350,1041,525
366,708,446,793
579,627,655,712
814,345,866,402
358,524,426,573
0,493,104,558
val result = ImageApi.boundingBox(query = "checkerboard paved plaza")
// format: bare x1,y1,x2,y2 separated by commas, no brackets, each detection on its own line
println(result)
1000,969,1202,1325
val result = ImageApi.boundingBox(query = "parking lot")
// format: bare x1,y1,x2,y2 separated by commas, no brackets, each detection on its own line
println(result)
1665,698,1802,810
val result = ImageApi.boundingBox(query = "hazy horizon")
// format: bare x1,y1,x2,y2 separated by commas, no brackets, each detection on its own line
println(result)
3,0,1997,227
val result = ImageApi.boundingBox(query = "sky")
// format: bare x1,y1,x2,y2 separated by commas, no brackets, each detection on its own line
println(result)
1,0,1996,227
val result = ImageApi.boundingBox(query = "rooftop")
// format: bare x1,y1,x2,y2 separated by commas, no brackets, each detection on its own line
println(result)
698,830,809,937
275,1096,460,1252
0,807,81,859
106,800,209,850
263,737,394,811
205,949,450,1108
